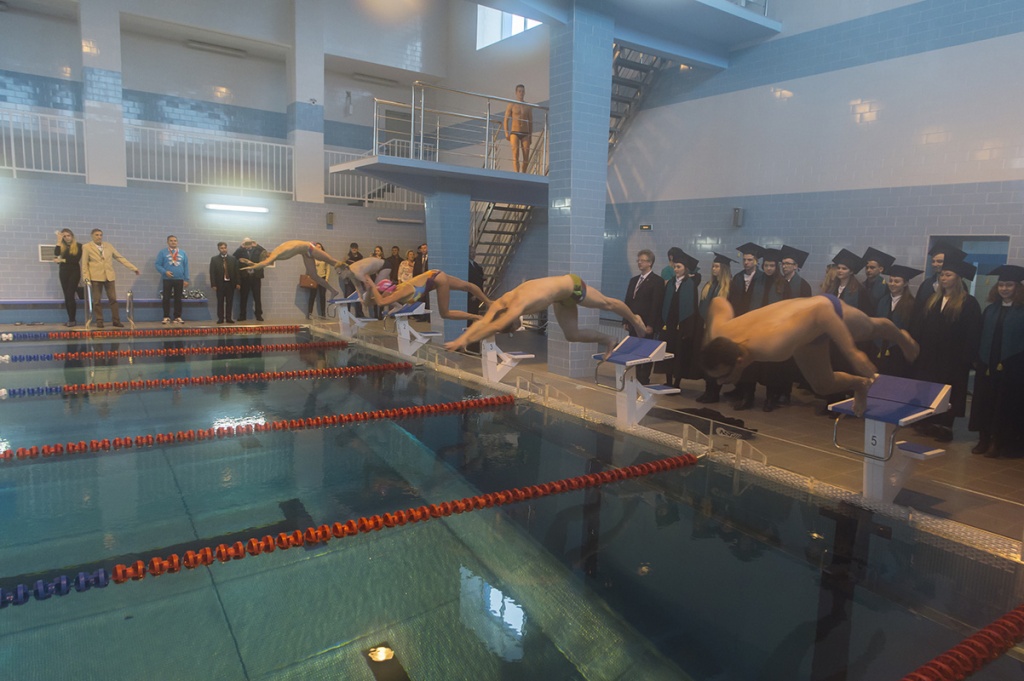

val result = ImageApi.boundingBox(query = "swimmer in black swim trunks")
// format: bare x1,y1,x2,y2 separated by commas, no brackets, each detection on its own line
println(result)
444,274,648,359
503,84,533,173
700,295,919,417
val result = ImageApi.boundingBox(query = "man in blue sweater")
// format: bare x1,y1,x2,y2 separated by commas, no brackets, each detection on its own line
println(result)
155,235,190,324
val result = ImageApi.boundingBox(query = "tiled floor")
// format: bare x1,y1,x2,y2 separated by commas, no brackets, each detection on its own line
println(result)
4,317,1022,543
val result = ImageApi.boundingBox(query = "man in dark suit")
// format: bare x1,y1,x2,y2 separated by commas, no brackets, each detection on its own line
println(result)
384,246,403,284
210,242,240,324
726,243,767,409
623,249,664,384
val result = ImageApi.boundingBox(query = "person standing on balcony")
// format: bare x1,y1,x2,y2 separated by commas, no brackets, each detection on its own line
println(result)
503,84,533,173
80,228,139,328
235,237,268,322
155,235,190,324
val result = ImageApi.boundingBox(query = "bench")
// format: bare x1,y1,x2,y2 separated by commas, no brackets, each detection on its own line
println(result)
592,336,680,429
830,374,951,504
390,303,441,356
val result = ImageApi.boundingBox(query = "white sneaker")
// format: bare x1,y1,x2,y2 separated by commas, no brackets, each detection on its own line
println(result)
173,318,184,324
162,317,171,324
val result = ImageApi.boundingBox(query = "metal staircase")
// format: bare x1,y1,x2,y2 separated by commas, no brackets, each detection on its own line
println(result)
470,44,672,297
609,44,672,152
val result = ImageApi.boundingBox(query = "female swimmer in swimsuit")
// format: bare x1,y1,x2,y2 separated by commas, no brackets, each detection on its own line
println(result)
367,269,492,321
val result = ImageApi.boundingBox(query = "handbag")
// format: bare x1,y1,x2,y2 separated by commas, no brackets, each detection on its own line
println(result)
299,274,319,289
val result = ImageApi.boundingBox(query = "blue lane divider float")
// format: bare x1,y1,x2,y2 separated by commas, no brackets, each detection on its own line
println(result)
0,569,109,607
0,354,57,363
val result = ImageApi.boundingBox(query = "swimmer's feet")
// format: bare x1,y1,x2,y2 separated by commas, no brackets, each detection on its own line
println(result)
850,349,878,380
898,330,920,363
852,375,875,417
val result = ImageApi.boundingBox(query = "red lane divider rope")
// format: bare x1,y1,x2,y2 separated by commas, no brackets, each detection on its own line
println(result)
104,453,699,587
900,603,1024,680
43,325,305,341
53,360,407,397
1,391,510,463
51,340,347,362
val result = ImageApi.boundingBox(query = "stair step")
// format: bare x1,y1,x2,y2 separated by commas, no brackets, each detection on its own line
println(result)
614,57,653,73
612,75,643,88
611,93,636,104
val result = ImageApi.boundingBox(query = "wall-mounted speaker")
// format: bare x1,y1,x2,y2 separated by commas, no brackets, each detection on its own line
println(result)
732,208,744,228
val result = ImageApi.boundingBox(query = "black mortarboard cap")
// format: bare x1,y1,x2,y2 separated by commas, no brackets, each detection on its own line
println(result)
831,248,865,274
862,247,896,271
942,257,976,280
674,250,699,272
928,241,966,262
989,264,1024,283
712,252,736,265
760,248,782,264
779,245,809,268
886,264,924,282
667,247,684,262
736,242,763,258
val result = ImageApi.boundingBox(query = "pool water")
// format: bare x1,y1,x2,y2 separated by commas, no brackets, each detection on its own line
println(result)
0,330,1021,680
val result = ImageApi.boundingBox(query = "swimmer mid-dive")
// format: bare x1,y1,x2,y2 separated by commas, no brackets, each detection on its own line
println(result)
700,295,920,417
336,256,386,303
367,269,492,322
443,274,648,359
240,240,343,298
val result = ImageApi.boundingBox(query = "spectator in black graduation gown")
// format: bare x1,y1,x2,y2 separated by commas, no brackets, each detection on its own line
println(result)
757,249,793,412
861,246,895,315
696,252,733,403
726,243,767,410
872,264,921,378
658,250,701,389
968,264,1024,458
916,241,966,315
827,249,872,314
912,258,982,442
777,245,813,403
623,249,664,385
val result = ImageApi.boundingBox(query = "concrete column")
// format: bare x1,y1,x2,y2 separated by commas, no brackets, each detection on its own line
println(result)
288,0,325,203
424,191,471,340
79,0,126,187
547,5,614,377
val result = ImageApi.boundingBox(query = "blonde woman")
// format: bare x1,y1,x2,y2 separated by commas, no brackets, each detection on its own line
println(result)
54,229,82,326
695,253,732,402
397,250,415,284
912,258,982,442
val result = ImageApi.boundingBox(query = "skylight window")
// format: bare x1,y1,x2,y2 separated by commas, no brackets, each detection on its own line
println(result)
477,5,541,50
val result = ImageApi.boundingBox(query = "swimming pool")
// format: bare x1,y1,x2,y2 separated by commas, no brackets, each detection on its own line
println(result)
0,329,1021,680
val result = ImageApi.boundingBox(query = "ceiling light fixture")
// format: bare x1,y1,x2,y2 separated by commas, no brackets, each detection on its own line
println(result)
376,217,423,224
352,72,400,87
205,204,269,213
185,40,247,59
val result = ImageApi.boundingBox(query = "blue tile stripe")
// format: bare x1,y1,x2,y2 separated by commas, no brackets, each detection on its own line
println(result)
0,69,81,112
646,0,1024,108
82,67,122,105
287,101,324,134
324,120,373,149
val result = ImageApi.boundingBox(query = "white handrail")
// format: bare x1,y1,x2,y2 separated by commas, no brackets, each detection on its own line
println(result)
324,149,424,208
0,110,85,177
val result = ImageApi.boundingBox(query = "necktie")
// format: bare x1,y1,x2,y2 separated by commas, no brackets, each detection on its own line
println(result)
633,274,646,299
222,255,229,280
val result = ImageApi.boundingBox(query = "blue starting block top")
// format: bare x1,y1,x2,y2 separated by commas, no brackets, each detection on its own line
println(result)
390,303,426,317
330,292,361,304
592,336,672,366
830,375,950,426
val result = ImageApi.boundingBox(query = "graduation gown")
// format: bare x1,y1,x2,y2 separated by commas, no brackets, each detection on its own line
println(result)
968,303,1024,452
658,277,701,382
913,295,982,417
873,294,916,378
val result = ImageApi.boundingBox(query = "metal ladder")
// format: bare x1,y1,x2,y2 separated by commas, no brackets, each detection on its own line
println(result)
609,44,673,153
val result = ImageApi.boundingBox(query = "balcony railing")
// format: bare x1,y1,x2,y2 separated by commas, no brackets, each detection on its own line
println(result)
126,125,293,195
324,149,424,208
0,110,85,177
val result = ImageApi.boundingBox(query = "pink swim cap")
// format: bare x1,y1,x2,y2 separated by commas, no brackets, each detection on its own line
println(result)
377,280,397,293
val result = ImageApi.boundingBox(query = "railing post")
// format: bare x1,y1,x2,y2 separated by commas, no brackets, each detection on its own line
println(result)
372,100,379,156
418,86,425,160
409,84,416,159
484,100,491,169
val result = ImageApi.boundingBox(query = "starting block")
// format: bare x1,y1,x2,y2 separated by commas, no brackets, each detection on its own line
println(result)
830,374,951,503
390,303,442,356
593,337,680,429
330,292,375,338
481,336,535,383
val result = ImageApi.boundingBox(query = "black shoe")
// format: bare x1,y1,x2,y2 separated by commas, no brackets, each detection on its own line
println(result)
112,321,124,328
94,321,104,328
695,392,719,404
929,425,953,443
971,437,991,455
255,316,264,322
65,321,76,327
217,319,225,324
723,388,739,399
763,398,777,413
226,319,235,324
238,316,246,322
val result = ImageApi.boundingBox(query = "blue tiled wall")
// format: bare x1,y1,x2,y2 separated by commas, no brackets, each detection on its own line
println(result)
602,180,1024,300
82,67,122,105
324,120,373,149
647,0,1024,108
123,89,288,138
287,101,324,135
0,69,81,111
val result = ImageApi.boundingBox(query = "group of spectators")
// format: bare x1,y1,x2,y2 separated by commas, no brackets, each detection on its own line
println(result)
622,242,1024,458
53,231,433,326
